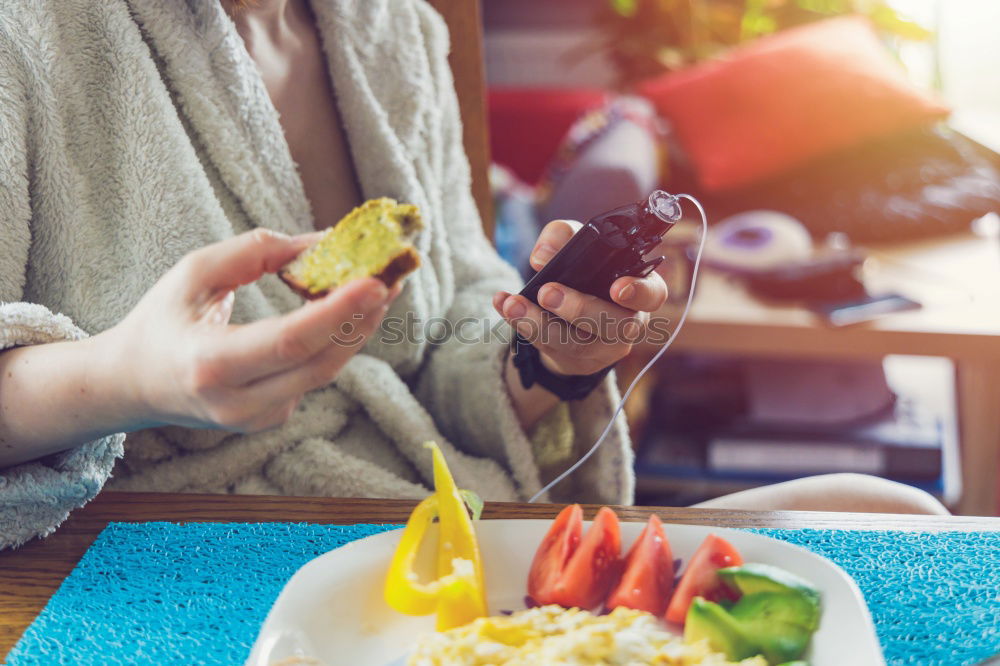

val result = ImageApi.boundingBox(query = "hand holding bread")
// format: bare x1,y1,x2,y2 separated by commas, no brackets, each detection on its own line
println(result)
100,200,660,440
102,228,397,434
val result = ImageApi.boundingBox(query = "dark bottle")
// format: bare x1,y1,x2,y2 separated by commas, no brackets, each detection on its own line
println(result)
510,190,683,396
519,190,682,305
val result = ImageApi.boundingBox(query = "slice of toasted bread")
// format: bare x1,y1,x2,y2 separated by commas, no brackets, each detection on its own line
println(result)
280,198,423,299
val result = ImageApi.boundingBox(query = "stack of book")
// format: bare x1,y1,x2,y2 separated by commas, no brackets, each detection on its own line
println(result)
634,357,960,506
706,395,943,481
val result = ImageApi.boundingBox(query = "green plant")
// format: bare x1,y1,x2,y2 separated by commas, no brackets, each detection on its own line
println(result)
597,0,932,86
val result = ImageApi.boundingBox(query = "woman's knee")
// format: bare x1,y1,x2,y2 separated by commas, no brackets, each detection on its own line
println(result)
694,473,950,515
806,473,949,515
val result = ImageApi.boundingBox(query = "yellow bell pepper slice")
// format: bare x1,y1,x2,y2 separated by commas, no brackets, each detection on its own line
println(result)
383,495,441,616
384,442,488,630
429,442,488,628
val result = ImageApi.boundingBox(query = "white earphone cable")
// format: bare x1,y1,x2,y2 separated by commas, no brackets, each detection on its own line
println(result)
528,194,709,503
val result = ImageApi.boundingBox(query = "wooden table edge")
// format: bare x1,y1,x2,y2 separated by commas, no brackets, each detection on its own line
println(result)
2,491,998,657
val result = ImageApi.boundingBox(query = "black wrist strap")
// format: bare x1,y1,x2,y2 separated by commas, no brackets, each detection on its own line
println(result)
511,333,612,401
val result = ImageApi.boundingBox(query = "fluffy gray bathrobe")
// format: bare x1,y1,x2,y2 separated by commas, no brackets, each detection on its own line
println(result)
0,0,633,549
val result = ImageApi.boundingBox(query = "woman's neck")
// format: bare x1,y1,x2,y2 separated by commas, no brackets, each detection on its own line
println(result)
224,0,295,38
222,0,289,15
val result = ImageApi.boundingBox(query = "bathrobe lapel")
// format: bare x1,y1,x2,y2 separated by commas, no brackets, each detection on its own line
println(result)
126,0,313,237
127,0,450,318
124,0,461,483
310,0,450,322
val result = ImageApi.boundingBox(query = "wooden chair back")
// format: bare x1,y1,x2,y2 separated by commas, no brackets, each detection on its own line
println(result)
426,0,494,238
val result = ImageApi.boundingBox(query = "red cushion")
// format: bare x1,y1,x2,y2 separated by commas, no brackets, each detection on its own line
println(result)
636,16,949,192
488,87,609,184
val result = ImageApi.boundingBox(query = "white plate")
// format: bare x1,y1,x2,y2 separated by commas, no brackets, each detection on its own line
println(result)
247,520,885,666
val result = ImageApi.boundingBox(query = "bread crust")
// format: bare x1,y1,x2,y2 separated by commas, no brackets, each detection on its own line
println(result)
279,246,421,300
373,246,421,290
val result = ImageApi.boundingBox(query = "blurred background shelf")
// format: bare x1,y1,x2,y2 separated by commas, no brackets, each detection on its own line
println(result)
633,355,962,508
637,230,999,515
480,0,1000,515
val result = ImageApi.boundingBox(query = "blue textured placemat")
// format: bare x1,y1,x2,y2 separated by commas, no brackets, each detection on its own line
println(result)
6,523,999,666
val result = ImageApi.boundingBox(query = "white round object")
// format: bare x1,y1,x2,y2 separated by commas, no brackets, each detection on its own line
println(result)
704,210,813,271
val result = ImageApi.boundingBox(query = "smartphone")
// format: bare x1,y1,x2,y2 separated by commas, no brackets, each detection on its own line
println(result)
812,293,921,327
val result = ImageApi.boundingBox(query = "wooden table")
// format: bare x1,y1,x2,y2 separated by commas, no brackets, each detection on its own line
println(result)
652,229,1000,516
3,491,998,659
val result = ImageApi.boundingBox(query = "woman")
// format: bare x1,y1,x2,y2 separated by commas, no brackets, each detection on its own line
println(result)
0,0,945,549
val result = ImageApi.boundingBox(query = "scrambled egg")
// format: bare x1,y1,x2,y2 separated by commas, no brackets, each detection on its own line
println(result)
407,605,767,666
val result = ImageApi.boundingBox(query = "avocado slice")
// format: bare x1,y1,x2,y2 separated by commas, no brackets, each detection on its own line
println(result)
685,597,761,660
718,564,821,603
728,592,816,663
718,564,821,630
689,564,823,665
717,563,820,605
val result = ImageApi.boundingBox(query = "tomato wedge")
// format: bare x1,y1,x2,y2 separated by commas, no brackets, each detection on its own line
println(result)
548,507,622,610
664,534,743,624
527,504,583,603
605,514,675,615
528,506,622,610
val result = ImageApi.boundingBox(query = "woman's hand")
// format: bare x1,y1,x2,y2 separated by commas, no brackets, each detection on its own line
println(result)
108,229,396,433
494,219,668,378
0,229,394,468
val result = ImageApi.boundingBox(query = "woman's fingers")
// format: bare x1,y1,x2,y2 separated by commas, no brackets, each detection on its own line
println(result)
528,218,669,311
178,278,393,431
206,278,390,385
230,287,398,424
499,293,631,372
297,230,327,246
238,302,381,410
610,273,669,313
492,291,510,313
528,219,581,271
201,289,236,326
495,285,647,345
178,228,316,300
534,283,645,342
